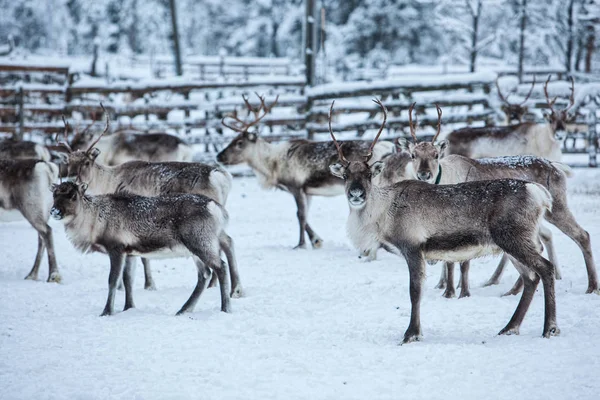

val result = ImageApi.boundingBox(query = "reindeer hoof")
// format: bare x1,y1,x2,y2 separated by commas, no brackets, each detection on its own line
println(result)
231,285,244,298
502,288,522,297
442,289,455,299
311,238,323,249
542,326,560,338
585,285,600,295
123,303,135,311
482,279,500,287
434,281,446,290
47,272,62,284
458,290,471,299
144,283,157,291
402,334,422,344
293,244,307,250
100,309,113,317
24,274,38,281
498,327,519,336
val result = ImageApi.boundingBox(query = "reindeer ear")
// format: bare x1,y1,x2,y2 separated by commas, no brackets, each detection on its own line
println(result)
371,161,384,177
80,183,88,194
246,132,257,142
396,138,412,154
329,163,346,178
435,140,448,158
90,148,101,160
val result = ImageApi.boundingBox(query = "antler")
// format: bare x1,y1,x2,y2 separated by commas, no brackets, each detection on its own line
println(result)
328,100,349,165
365,98,387,162
407,102,418,143
222,94,279,134
86,103,110,153
58,115,73,153
431,104,443,143
564,76,575,113
520,76,536,105
544,75,559,114
496,78,512,105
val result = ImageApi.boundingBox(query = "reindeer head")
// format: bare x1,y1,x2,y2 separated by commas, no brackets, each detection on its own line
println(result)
543,76,575,141
64,106,110,181
329,99,387,209
50,181,88,222
396,103,445,184
216,93,278,165
497,77,535,124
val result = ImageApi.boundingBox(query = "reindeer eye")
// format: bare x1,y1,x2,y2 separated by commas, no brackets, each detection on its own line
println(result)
411,154,415,159
433,152,438,158
235,140,244,149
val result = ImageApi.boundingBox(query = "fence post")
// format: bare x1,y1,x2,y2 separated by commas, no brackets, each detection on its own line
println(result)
16,86,24,140
588,112,598,167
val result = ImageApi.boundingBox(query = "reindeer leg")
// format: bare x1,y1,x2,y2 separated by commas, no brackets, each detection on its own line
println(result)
214,259,232,313
291,189,308,249
141,258,157,290
484,254,509,287
43,226,60,283
207,270,218,288
442,262,456,298
176,258,210,315
539,224,561,279
498,271,538,336
220,232,243,298
544,205,597,293
434,262,446,289
304,195,323,248
402,248,425,344
123,256,136,311
24,234,45,281
458,261,471,298
102,252,124,316
502,276,524,296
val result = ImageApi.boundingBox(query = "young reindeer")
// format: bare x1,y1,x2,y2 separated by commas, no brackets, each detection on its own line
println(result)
0,159,60,282
62,117,240,296
328,100,559,342
216,94,394,249
446,76,575,161
397,103,598,297
496,77,536,124
50,181,232,316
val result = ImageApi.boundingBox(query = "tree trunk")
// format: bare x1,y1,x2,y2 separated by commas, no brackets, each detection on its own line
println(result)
271,21,279,57
565,0,575,72
575,32,584,71
304,0,317,86
585,25,595,73
469,0,482,73
169,0,183,76
518,0,527,83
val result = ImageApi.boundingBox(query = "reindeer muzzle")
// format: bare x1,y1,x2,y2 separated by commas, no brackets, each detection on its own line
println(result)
50,207,63,220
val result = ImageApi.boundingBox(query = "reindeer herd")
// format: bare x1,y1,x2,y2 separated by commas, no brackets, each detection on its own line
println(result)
0,77,597,343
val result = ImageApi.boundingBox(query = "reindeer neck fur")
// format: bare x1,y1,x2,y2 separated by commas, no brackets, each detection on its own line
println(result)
62,197,107,253
346,185,394,253
245,139,291,189
86,162,121,194
527,124,562,161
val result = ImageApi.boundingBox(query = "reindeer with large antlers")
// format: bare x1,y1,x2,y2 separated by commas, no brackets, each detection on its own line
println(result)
63,110,241,296
446,76,575,161
329,100,560,342
394,103,597,297
497,77,536,124
216,94,394,249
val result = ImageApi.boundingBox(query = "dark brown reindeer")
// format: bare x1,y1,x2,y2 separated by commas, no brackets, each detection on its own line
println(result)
216,94,394,249
496,77,536,124
62,116,240,297
328,100,559,342
0,138,51,161
396,103,598,297
51,181,232,316
0,159,60,282
446,76,575,162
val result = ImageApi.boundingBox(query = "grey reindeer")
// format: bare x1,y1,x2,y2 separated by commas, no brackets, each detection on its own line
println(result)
51,181,232,316
328,100,559,342
216,94,394,249
0,159,60,282
395,103,598,297
446,76,575,162
62,116,240,297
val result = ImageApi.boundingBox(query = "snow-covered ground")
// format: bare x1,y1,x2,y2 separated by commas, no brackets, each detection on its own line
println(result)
1,169,600,400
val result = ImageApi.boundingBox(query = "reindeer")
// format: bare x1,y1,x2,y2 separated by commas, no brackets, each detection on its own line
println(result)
0,138,51,161
328,100,559,342
446,77,575,162
396,103,598,297
496,77,536,124
0,159,60,282
62,117,240,297
50,181,232,316
216,94,394,249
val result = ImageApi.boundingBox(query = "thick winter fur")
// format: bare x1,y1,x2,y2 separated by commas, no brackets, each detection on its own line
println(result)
67,149,240,296
396,142,598,296
333,159,559,342
51,181,232,316
445,123,564,162
0,139,51,161
0,159,60,282
72,131,193,166
217,133,394,248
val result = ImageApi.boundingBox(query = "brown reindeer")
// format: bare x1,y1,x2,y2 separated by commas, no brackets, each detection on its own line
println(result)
496,77,536,124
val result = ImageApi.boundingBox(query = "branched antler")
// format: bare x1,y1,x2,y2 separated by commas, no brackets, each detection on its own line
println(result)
365,99,387,162
431,104,443,143
328,100,349,165
544,75,559,114
222,94,279,134
407,102,418,143
59,115,73,153
86,103,110,153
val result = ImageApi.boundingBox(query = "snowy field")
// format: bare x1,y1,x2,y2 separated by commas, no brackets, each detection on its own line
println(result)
1,169,600,400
